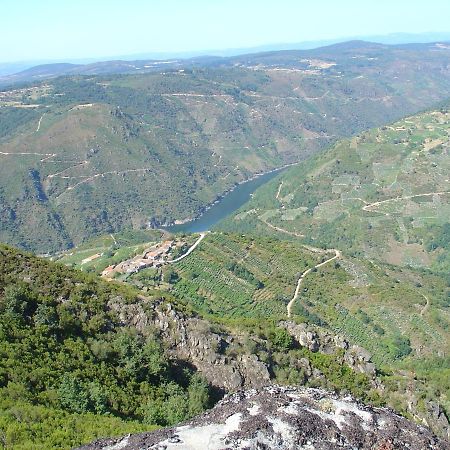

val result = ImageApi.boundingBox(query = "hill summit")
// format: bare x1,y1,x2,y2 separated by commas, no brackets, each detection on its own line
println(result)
79,385,450,450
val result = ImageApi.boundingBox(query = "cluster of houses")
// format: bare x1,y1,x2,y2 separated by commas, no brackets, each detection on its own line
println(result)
101,240,175,279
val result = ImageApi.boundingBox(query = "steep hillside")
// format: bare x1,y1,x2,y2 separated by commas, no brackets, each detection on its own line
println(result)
0,244,221,448
59,229,450,436
2,225,448,448
1,243,392,448
2,42,450,252
219,106,450,273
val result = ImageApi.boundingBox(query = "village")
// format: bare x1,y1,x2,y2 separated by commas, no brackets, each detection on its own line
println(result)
99,232,207,280
100,239,178,279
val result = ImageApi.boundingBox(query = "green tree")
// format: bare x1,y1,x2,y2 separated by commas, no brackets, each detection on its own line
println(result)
58,374,89,413
187,374,210,416
163,383,188,425
1,285,35,321
88,381,109,414
269,328,294,352
34,303,58,329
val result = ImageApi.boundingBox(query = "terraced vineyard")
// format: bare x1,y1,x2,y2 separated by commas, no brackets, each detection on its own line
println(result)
293,257,449,365
214,106,450,421
219,106,450,273
306,259,450,420
172,234,449,418
123,231,449,365
165,233,320,319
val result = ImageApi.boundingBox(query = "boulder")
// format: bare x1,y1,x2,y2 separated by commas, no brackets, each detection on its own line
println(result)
78,386,450,450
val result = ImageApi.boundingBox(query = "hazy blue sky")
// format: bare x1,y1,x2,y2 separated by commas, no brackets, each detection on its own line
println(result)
2,0,450,62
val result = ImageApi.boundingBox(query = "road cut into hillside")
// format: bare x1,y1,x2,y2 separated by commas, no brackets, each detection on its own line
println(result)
287,249,341,318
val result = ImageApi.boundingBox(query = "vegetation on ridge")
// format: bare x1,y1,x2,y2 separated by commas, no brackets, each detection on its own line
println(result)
0,241,386,448
0,244,212,449
219,106,450,274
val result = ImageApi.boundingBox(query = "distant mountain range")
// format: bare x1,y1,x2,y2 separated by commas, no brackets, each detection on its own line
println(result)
1,31,449,81
2,39,450,88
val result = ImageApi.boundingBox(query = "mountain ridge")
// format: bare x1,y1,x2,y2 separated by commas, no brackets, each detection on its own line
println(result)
2,40,449,87
2,32,450,81
2,41,450,253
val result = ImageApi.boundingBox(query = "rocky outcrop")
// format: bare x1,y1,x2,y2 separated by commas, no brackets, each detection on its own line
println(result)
108,299,448,440
279,321,376,377
110,300,376,392
280,321,321,352
109,298,271,391
78,385,450,450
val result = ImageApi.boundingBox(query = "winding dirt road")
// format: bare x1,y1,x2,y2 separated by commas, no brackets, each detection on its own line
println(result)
168,232,208,264
260,219,305,237
35,113,46,132
420,294,430,316
287,249,341,318
362,191,450,212
259,186,341,318
276,181,284,201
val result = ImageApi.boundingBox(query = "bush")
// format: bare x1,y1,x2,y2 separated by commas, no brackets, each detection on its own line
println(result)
391,334,412,358
0,244,213,448
268,327,294,352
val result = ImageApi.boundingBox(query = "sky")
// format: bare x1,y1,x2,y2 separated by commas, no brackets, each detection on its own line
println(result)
2,0,450,63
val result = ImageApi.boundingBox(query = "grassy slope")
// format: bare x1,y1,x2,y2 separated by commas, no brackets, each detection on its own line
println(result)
2,43,450,253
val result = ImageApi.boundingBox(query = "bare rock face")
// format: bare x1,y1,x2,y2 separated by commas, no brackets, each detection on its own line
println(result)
78,386,450,450
279,321,376,377
110,299,375,394
108,299,271,391
280,321,321,352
